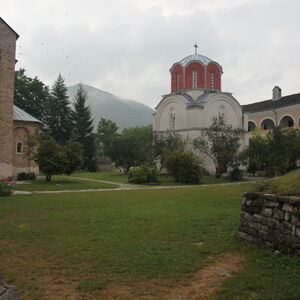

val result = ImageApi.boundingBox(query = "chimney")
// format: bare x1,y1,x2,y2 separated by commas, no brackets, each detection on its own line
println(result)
272,86,282,101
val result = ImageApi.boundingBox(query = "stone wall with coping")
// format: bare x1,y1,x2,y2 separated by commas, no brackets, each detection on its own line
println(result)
237,192,300,254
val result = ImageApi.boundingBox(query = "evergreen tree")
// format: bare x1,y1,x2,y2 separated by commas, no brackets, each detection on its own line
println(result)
72,84,96,170
47,74,73,145
14,68,50,123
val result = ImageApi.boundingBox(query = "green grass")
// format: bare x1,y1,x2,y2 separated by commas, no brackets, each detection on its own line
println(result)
73,171,232,186
1,184,300,299
252,169,300,196
14,175,118,191
73,171,129,183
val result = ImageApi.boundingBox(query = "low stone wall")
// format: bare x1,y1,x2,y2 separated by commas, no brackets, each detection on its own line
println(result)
237,192,300,254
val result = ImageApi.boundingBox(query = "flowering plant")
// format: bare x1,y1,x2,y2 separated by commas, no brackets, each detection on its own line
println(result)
0,176,16,186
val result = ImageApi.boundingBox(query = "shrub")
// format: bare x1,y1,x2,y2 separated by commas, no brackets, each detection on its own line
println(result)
129,165,159,184
165,150,203,184
17,172,36,180
0,180,13,196
229,168,243,181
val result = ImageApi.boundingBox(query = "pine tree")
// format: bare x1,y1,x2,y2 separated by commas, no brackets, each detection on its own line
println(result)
72,84,95,170
47,74,73,145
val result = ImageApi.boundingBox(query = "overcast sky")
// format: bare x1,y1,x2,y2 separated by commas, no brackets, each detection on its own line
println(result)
2,0,300,108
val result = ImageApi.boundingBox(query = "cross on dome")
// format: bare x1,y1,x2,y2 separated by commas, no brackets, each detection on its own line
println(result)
193,43,198,55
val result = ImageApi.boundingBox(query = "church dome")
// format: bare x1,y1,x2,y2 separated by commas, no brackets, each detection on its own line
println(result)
179,54,213,67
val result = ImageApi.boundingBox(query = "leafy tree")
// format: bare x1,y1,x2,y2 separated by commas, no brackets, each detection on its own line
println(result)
153,131,185,170
47,74,73,145
14,68,50,123
245,127,300,176
193,116,242,177
96,118,119,156
63,141,84,175
165,150,203,184
34,133,66,181
72,84,95,170
110,126,153,172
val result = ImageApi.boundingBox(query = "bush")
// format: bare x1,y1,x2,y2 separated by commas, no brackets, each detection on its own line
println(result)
17,172,36,180
165,150,203,184
229,168,243,181
129,165,159,184
0,181,13,196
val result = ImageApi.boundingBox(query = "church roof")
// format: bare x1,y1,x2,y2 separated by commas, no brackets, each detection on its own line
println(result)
179,54,213,67
13,105,43,124
242,93,300,113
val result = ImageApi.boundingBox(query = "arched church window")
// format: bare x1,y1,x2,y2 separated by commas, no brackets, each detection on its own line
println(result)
192,70,197,88
176,73,180,90
210,72,215,90
170,108,176,130
16,141,23,154
218,105,226,122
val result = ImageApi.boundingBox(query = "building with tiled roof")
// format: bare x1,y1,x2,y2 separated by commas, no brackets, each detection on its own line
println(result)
243,86,300,132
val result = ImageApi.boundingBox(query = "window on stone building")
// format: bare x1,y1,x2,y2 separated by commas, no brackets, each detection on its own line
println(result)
192,70,197,88
16,142,23,154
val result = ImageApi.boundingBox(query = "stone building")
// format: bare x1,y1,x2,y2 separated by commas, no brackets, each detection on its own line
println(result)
153,48,248,174
0,17,42,177
153,48,300,174
243,86,300,133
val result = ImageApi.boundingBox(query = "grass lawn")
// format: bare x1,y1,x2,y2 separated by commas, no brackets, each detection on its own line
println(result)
72,171,129,183
1,184,300,299
14,175,118,191
73,171,232,186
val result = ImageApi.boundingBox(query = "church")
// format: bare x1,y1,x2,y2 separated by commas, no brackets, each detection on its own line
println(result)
0,17,42,177
153,46,248,174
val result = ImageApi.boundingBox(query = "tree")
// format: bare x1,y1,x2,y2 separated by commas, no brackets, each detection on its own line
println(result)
63,141,84,175
110,126,153,172
153,131,185,170
47,74,73,144
245,127,300,176
14,69,50,123
34,133,66,181
96,118,119,156
165,150,203,184
72,84,95,170
193,116,242,177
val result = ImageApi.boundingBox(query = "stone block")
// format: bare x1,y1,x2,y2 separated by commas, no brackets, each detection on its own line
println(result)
280,221,294,235
296,227,300,237
253,198,264,207
263,208,273,217
236,231,254,243
258,230,267,240
282,204,294,212
273,209,284,220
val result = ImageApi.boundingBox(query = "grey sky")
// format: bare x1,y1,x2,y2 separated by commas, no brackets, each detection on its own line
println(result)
2,0,300,108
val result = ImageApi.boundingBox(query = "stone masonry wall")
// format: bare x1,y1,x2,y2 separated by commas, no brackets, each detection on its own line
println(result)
237,192,300,255
0,19,18,176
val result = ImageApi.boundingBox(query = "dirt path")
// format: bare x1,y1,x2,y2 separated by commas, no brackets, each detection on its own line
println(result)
14,176,252,195
98,252,245,299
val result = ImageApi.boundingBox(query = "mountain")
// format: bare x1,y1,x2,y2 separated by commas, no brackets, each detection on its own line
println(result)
67,83,154,131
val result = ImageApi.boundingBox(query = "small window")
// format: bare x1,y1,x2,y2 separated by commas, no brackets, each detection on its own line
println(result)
16,142,23,154
192,70,197,88
210,73,215,90
177,73,180,90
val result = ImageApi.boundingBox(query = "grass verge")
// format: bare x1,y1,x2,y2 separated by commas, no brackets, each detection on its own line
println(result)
0,184,300,299
73,171,232,186
14,175,118,191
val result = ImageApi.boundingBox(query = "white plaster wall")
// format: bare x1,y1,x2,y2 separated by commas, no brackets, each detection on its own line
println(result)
155,97,187,131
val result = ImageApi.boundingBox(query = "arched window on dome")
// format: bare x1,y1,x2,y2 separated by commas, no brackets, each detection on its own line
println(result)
210,72,215,90
192,70,197,88
176,73,180,90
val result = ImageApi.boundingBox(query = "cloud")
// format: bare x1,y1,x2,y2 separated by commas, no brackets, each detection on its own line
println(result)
2,0,300,107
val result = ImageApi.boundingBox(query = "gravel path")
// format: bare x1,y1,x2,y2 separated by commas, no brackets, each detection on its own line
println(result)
13,176,253,195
